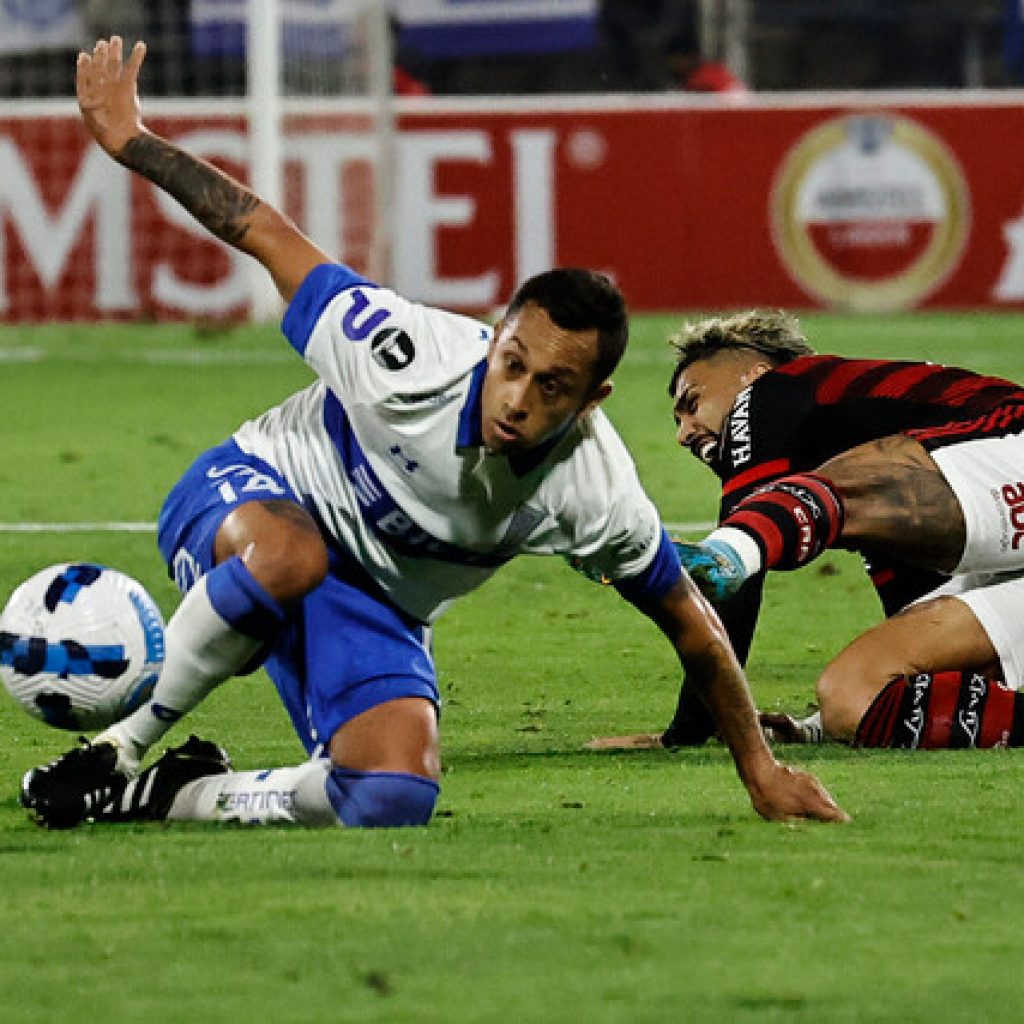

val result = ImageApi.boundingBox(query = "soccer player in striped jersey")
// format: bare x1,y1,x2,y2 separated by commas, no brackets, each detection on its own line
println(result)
596,310,1024,753
18,38,848,830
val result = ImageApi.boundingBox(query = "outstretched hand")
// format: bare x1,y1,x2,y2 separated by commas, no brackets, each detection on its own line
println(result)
749,760,849,823
760,711,811,744
76,36,147,157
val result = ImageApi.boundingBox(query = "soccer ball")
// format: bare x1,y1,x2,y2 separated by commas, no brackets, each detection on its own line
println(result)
0,563,165,731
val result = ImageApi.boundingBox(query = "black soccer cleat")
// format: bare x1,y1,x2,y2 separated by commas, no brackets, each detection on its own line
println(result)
99,735,231,823
21,735,231,829
20,737,127,830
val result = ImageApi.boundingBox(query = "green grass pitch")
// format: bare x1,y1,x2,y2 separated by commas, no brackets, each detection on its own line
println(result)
1,312,1023,1023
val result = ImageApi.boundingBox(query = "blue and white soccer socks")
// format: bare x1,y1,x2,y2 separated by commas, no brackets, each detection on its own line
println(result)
165,761,440,828
327,768,440,828
96,557,285,771
167,760,341,826
204,555,286,640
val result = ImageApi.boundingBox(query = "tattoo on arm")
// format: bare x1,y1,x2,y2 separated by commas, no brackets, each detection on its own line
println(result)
824,435,966,572
119,134,260,247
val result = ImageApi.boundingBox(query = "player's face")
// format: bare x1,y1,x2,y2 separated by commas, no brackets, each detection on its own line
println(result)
672,353,767,465
481,302,612,455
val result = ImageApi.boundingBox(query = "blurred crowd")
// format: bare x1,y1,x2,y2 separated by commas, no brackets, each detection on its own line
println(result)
0,0,1017,99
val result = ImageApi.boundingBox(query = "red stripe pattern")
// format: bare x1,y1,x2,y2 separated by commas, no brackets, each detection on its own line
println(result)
725,472,843,570
722,457,792,498
774,355,1024,421
855,671,1021,749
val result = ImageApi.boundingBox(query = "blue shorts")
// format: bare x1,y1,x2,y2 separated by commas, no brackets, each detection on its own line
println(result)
158,438,439,755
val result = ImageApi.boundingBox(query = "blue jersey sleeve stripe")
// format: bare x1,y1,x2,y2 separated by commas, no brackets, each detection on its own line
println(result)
455,359,487,448
281,263,376,356
613,528,683,605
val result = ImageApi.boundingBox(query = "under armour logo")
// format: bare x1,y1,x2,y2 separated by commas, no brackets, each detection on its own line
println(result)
389,445,419,473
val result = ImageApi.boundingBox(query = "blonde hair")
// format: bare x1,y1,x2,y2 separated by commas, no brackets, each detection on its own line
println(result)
668,310,813,395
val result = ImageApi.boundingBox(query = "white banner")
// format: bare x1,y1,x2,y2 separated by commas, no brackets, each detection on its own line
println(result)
0,0,83,55
392,1,597,25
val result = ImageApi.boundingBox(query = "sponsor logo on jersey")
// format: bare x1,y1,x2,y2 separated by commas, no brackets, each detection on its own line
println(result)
999,481,1024,550
372,327,416,371
323,390,530,567
772,113,969,311
728,385,754,466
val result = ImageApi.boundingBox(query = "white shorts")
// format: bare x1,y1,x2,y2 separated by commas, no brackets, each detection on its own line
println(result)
919,570,1024,690
930,433,1024,574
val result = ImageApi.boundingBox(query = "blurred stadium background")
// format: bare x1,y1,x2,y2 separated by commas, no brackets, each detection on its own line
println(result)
1,0,1023,324
4,9,1024,1019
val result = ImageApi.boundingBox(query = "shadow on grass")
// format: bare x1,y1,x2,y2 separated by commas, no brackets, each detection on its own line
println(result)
448,740,860,772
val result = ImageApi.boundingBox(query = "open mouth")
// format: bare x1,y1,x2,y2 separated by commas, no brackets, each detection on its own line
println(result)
692,435,717,465
490,419,521,445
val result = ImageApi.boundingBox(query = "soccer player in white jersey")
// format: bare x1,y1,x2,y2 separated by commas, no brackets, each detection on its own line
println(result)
20,37,847,829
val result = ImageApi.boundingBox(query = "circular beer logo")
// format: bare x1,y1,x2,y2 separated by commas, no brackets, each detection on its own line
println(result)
772,114,969,311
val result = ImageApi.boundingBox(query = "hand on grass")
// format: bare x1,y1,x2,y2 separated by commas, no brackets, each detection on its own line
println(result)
748,760,849,823
759,712,808,744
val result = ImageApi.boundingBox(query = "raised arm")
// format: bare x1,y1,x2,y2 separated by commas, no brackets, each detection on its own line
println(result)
76,36,330,302
639,574,848,822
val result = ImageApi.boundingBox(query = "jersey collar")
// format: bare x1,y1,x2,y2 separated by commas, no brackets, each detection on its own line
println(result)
456,359,487,449
455,358,576,478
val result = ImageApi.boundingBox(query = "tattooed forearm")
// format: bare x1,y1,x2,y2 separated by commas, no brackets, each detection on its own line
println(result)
820,434,966,572
119,133,260,247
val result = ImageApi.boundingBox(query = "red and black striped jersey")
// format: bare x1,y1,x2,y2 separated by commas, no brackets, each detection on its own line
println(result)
713,354,1024,617
663,353,1024,742
715,354,1024,508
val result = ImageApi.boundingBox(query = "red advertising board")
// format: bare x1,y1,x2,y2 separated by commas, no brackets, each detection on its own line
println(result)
3,94,1024,320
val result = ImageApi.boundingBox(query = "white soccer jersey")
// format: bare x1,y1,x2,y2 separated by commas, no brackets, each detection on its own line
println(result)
232,264,666,623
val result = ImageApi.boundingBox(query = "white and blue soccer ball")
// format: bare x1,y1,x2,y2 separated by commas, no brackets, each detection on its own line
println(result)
0,563,165,731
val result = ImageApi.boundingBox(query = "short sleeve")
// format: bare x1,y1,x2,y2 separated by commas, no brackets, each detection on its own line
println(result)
280,263,490,404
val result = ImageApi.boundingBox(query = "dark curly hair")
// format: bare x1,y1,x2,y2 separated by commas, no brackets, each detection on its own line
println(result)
667,310,814,397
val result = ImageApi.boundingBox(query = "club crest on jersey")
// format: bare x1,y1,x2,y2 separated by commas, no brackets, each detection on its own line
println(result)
372,327,416,371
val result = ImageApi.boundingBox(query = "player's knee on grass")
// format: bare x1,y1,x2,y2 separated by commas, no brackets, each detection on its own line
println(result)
327,768,439,828
815,665,867,742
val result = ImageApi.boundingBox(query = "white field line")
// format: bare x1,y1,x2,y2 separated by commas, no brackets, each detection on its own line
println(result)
666,521,716,535
0,347,293,366
0,522,156,533
0,520,715,535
